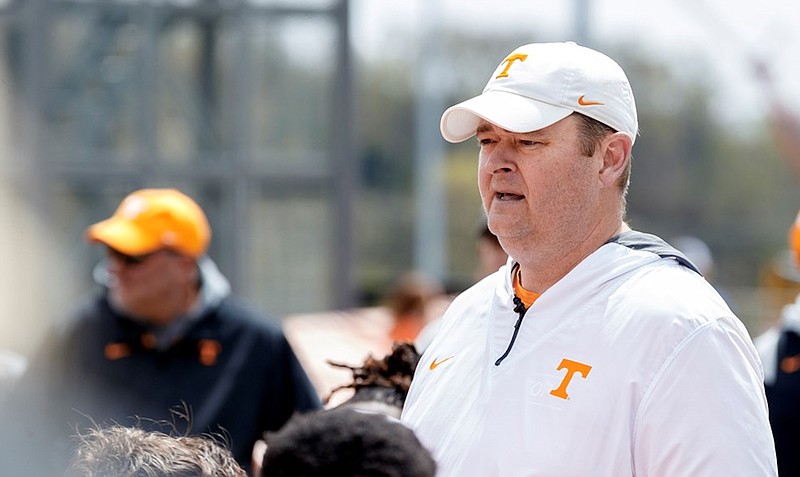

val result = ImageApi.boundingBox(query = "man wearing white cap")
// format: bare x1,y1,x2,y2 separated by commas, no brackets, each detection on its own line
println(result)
401,42,776,476
0,188,320,476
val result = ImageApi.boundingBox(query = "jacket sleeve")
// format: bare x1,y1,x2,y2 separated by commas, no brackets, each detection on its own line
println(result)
280,333,322,413
259,332,322,432
632,317,778,476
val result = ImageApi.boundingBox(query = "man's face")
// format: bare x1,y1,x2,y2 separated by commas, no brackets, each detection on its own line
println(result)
476,114,604,258
105,248,195,324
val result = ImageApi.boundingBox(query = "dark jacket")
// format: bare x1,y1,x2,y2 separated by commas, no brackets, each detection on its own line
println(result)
765,329,800,477
757,317,800,477
1,259,320,475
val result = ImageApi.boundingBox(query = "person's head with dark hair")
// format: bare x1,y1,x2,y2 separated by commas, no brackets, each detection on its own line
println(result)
250,342,428,475
384,272,444,342
259,407,436,477
476,222,508,280
325,341,421,418
66,424,246,477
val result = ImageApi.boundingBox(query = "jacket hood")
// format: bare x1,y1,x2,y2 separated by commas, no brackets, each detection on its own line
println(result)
499,230,700,304
196,256,232,309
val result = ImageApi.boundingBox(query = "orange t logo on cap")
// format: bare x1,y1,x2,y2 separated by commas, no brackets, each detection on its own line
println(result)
496,53,528,79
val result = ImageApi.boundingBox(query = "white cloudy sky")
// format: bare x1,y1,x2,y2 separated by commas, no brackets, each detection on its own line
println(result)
350,0,800,127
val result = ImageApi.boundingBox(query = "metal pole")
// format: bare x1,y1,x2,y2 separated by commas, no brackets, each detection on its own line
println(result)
574,0,590,45
332,0,357,308
21,0,48,213
413,1,446,282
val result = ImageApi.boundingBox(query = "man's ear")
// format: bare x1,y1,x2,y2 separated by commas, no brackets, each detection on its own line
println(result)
598,132,632,187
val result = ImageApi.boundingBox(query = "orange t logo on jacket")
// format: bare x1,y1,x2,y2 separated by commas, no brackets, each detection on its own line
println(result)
549,358,592,400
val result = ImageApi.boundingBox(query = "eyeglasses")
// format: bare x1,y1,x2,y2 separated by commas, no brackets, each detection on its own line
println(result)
106,248,161,266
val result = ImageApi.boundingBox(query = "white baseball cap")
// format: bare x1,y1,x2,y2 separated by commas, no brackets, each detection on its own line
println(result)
440,42,638,145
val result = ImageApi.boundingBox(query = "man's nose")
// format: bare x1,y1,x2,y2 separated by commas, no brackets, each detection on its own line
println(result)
481,145,516,175
105,255,124,274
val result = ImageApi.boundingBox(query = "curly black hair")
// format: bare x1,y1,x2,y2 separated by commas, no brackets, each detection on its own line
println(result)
324,341,421,411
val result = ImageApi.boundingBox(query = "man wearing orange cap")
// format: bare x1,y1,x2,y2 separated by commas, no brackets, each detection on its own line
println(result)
755,210,800,477
1,188,320,475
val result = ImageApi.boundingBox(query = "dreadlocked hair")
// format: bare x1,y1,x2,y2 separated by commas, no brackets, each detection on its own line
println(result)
324,341,421,409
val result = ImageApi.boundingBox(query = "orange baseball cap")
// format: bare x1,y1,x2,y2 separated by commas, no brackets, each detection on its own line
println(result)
790,210,800,268
86,188,211,258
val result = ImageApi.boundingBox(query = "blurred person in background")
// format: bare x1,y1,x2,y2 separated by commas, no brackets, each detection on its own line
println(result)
401,41,776,476
755,209,800,477
385,271,445,344
252,341,426,475
0,348,26,404
475,222,509,281
669,234,736,311
325,340,421,419
0,188,320,475
66,424,246,477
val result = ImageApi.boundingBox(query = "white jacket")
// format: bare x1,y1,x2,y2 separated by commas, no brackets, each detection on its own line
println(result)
402,231,777,477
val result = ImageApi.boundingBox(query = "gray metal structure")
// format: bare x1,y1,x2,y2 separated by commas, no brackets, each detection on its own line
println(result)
0,0,355,320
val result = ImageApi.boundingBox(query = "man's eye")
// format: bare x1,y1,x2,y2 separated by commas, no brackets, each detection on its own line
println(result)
520,140,540,146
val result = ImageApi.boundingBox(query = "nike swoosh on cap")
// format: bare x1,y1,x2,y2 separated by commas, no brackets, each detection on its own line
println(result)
577,95,604,106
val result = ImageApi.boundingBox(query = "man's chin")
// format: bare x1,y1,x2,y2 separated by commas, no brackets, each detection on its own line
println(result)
486,217,522,239
109,292,142,318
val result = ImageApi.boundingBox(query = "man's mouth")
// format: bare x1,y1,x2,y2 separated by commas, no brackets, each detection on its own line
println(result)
497,192,524,201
